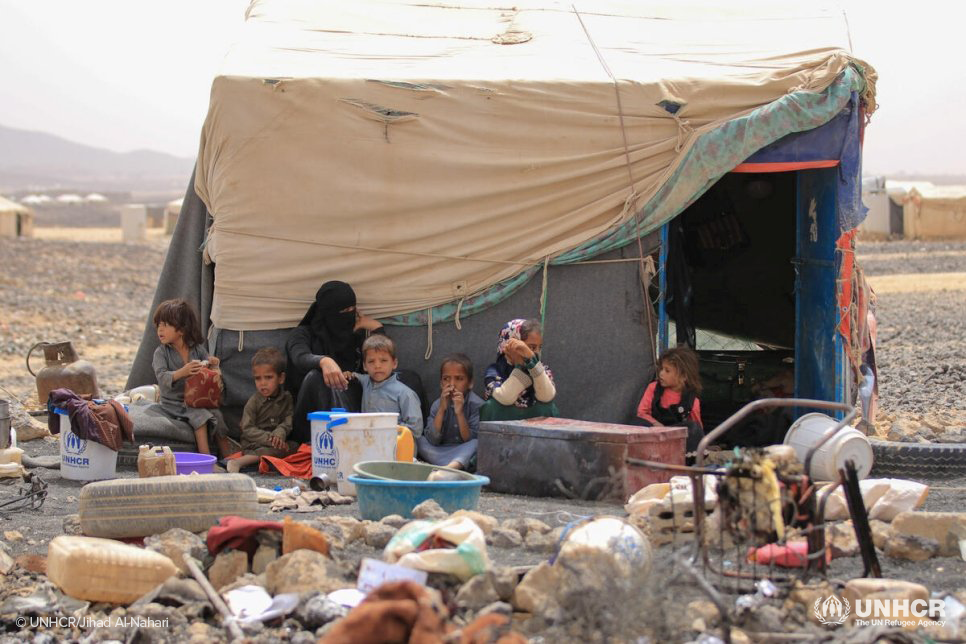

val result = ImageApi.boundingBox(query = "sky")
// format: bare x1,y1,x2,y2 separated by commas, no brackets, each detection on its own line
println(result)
0,0,963,176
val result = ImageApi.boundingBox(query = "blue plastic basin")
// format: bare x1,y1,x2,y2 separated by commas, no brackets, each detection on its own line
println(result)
348,473,490,520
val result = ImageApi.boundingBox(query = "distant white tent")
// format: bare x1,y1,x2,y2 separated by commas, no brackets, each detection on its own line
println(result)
21,194,51,205
0,196,34,238
55,194,83,204
84,193,108,203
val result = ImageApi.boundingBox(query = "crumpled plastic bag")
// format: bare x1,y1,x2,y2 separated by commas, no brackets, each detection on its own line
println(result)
819,478,928,521
383,517,489,581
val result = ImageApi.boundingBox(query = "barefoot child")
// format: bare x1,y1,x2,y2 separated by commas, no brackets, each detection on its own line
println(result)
152,298,232,457
228,347,296,473
417,353,484,470
348,335,422,432
636,346,704,453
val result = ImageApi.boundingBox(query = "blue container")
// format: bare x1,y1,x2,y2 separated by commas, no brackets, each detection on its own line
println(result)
348,473,490,520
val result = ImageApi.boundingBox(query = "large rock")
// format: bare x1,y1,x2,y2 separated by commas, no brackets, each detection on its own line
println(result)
363,522,397,549
411,499,448,520
511,562,559,614
449,510,499,535
297,593,348,630
891,511,966,557
488,528,523,549
842,578,931,630
524,531,556,553
490,567,518,602
379,514,409,529
456,573,501,611
320,516,366,544
884,533,939,561
145,528,208,575
869,519,892,550
252,544,279,575
208,550,249,591
265,550,350,595
826,521,859,558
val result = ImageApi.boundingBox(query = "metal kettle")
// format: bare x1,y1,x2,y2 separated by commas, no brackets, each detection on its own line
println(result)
26,341,100,405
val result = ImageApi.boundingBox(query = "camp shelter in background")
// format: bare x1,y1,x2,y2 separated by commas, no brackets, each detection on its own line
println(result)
0,196,34,238
901,185,966,240
128,0,877,439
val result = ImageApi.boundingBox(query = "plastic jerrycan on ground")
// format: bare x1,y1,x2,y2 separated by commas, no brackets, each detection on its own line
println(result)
47,535,178,603
137,444,176,478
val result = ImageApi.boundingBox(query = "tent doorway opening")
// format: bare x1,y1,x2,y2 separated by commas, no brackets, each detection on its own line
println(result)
660,168,844,447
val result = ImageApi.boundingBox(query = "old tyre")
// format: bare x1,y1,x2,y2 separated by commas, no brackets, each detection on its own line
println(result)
79,474,258,538
869,439,966,479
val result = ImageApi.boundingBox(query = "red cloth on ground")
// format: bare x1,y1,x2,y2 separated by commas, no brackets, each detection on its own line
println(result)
259,443,312,478
206,515,282,557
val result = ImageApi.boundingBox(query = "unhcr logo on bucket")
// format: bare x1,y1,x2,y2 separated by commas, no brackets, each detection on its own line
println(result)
815,595,946,628
314,429,338,469
63,431,87,455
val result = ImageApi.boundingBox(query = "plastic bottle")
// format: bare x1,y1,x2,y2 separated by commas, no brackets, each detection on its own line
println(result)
0,427,23,466
47,535,178,603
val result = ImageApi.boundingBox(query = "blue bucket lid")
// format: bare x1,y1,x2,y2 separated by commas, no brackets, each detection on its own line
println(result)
307,408,350,421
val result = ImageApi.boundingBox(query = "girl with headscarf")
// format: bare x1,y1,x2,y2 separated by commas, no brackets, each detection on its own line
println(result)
480,318,559,421
286,281,384,443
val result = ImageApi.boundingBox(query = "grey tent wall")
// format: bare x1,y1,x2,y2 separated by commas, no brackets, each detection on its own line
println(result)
126,169,214,390
388,240,659,424
128,178,659,423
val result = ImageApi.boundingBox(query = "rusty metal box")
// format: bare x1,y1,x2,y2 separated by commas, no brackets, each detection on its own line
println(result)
477,418,686,501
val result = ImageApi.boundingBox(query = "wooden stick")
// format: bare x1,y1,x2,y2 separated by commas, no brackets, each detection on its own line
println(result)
182,553,245,641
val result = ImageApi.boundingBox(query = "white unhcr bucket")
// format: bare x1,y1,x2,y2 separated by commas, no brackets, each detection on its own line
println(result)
330,412,399,496
55,408,118,481
784,412,873,481
308,410,341,481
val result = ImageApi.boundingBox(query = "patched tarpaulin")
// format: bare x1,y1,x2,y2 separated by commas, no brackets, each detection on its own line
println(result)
195,0,876,330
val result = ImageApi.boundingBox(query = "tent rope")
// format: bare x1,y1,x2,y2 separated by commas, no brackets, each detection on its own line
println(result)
539,256,550,332
424,307,434,360
454,297,465,330
574,4,659,371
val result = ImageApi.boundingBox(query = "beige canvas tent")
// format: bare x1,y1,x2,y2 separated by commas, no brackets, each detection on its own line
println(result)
901,186,966,239
0,196,34,238
130,0,877,426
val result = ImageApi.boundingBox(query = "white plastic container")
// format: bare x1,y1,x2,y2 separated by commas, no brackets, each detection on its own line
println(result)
55,408,118,481
330,412,399,495
309,411,341,482
47,535,177,603
784,412,873,481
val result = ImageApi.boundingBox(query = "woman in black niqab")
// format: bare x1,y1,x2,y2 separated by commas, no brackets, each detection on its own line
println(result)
287,281,384,443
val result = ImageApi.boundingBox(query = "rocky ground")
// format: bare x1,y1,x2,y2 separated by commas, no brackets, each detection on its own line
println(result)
0,231,964,642
858,241,966,441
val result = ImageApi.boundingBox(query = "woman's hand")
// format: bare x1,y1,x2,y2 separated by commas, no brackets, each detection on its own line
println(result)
354,311,382,332
207,356,220,367
319,356,349,390
269,434,286,450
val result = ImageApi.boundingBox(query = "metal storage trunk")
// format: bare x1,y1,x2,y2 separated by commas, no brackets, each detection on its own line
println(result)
477,418,686,501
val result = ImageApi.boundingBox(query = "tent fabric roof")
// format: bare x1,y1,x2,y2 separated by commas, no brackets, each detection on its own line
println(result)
196,0,874,330
0,196,31,215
